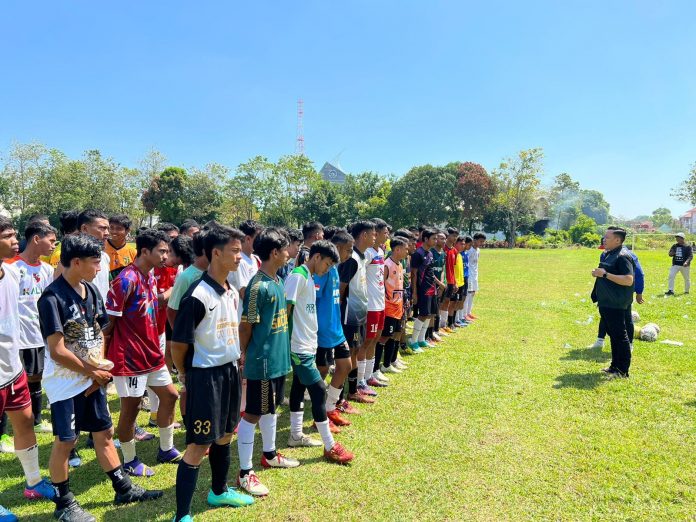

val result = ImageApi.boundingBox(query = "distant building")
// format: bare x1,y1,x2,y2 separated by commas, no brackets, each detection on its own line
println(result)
319,162,346,184
679,208,696,233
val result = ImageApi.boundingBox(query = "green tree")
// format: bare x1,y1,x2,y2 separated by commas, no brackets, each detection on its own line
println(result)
569,214,598,244
672,162,696,205
186,164,226,223
491,148,544,246
549,173,581,230
454,162,495,233
0,142,50,218
579,189,610,225
651,207,674,228
144,167,188,224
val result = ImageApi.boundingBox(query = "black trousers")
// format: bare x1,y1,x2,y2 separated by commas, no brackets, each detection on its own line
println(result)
598,307,631,375
598,304,634,343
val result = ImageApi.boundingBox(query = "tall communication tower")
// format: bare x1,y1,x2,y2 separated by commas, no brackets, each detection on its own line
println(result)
296,98,305,156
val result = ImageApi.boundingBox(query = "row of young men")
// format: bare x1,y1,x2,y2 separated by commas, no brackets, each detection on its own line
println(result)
0,212,486,522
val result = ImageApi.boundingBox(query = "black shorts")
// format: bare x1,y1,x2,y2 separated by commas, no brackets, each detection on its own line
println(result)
457,284,467,301
342,324,366,350
431,294,440,315
316,342,350,367
165,321,173,341
185,362,241,445
415,294,434,317
381,316,403,337
245,376,286,416
20,347,45,377
51,387,113,442
444,284,458,300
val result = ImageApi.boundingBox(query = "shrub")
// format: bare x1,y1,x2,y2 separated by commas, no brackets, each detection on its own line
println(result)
579,232,602,247
569,215,598,244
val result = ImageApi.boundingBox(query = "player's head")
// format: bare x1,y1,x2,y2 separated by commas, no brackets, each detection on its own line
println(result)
604,226,626,249
203,225,245,272
371,218,390,245
463,236,473,251
135,228,170,269
180,219,200,238
253,227,289,269
59,210,79,237
155,222,179,240
78,209,109,241
348,220,376,252
308,240,339,276
191,228,208,259
24,222,58,257
239,220,265,254
389,236,408,262
61,234,103,281
446,227,460,243
323,225,346,241
108,214,132,246
331,231,355,263
0,216,18,260
394,228,416,254
436,230,446,249
169,234,195,267
285,228,303,259
472,232,487,248
302,221,324,243
421,228,438,248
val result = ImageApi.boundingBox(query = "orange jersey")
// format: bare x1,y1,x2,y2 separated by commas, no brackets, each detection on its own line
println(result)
384,257,404,319
104,241,137,279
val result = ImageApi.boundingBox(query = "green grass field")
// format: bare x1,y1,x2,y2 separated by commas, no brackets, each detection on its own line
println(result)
1,248,695,521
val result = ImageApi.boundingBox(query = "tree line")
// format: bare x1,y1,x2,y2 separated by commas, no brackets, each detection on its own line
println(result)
1,142,615,246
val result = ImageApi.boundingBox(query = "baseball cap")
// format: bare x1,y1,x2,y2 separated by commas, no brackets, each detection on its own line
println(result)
675,232,685,239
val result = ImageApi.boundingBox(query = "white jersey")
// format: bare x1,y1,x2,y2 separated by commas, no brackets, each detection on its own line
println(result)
227,252,260,292
284,264,317,355
365,246,386,312
467,247,480,291
0,264,22,388
94,251,111,301
4,257,53,349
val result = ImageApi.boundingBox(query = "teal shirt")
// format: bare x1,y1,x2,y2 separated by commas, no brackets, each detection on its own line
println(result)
242,271,291,380
430,248,445,284
168,265,204,311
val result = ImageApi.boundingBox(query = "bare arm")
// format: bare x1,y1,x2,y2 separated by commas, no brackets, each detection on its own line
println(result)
46,332,110,385
166,306,178,329
170,341,189,379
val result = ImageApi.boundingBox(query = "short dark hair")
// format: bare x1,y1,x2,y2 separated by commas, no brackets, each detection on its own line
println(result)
286,228,303,243
348,220,376,241
170,235,195,266
203,225,245,262
464,236,473,244
421,228,437,240
302,221,324,240
60,234,102,267
136,228,170,256
192,229,207,257
473,232,487,240
136,226,150,237
253,227,289,261
59,211,79,235
309,240,339,263
24,222,57,242
26,214,49,225
394,228,414,240
606,226,627,242
156,222,179,234
180,219,200,235
323,226,347,241
0,216,14,234
389,236,407,249
109,214,132,230
455,236,466,244
331,231,354,246
447,227,459,236
239,219,264,238
371,218,389,231
77,209,107,229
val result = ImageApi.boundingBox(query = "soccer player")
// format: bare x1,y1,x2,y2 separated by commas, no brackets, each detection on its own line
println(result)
427,230,447,343
392,229,416,355
0,217,55,522
171,225,255,522
376,236,408,376
44,211,79,269
179,219,200,238
285,241,355,463
237,228,298,497
364,219,389,388
316,231,359,427
408,228,438,350
441,228,460,333
5,222,58,434
464,233,486,321
38,234,163,522
295,221,324,267
104,214,137,280
105,228,182,477
228,220,264,300
339,221,376,402
277,228,302,281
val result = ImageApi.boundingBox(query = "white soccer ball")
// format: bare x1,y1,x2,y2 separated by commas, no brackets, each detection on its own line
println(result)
639,325,658,342
644,322,661,334
631,310,640,322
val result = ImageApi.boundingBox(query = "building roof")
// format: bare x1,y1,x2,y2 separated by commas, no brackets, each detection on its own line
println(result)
319,162,346,184
680,208,696,219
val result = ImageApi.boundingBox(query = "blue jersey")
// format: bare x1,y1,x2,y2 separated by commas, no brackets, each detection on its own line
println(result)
314,266,346,348
461,250,469,278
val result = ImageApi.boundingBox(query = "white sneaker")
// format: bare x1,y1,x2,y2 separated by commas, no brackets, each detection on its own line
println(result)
262,452,300,468
431,332,443,342
33,420,53,434
303,390,311,402
588,340,605,349
381,364,402,374
238,471,269,496
393,359,408,370
0,434,14,453
373,370,390,383
287,433,322,448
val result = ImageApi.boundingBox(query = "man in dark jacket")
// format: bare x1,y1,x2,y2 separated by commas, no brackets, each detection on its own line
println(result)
591,227,634,378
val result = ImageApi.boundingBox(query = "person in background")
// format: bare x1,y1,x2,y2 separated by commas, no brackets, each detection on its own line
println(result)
179,220,200,239
277,228,302,281
105,214,137,280
665,232,692,295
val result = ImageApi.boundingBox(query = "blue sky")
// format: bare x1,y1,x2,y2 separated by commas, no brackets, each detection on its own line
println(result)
2,1,695,219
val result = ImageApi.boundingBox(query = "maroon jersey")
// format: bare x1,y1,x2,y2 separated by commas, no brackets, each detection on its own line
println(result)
106,264,164,376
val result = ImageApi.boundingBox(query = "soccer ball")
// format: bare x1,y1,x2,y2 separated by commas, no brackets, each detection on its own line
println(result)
638,324,659,342
644,322,661,334
631,310,640,322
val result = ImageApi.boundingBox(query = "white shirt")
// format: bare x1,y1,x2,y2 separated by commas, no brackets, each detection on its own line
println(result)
0,265,22,387
467,247,480,281
284,264,318,355
365,247,386,312
5,258,53,349
94,251,111,301
227,252,259,292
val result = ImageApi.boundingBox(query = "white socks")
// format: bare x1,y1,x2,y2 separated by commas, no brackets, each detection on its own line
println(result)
148,387,160,414
120,439,136,463
237,418,255,470
259,413,277,453
418,321,428,342
290,411,304,439
158,424,174,451
325,385,341,413
439,310,448,328
410,318,426,344
315,420,335,451
15,444,41,486
365,357,375,380
357,359,367,383
465,293,475,316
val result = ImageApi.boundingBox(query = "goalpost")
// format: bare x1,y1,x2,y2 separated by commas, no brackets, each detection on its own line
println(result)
629,232,693,251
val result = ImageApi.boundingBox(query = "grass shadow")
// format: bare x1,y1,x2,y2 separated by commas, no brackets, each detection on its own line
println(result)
560,345,610,363
686,400,696,408
553,372,604,390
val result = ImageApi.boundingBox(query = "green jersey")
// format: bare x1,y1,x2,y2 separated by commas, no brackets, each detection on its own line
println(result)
168,265,204,311
242,270,291,380
430,248,445,284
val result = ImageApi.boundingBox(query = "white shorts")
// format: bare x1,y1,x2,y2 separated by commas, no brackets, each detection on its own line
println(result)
159,332,166,353
113,366,172,398
467,278,479,292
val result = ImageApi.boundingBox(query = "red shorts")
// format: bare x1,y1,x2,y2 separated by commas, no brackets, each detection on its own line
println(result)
0,371,32,416
366,310,386,340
